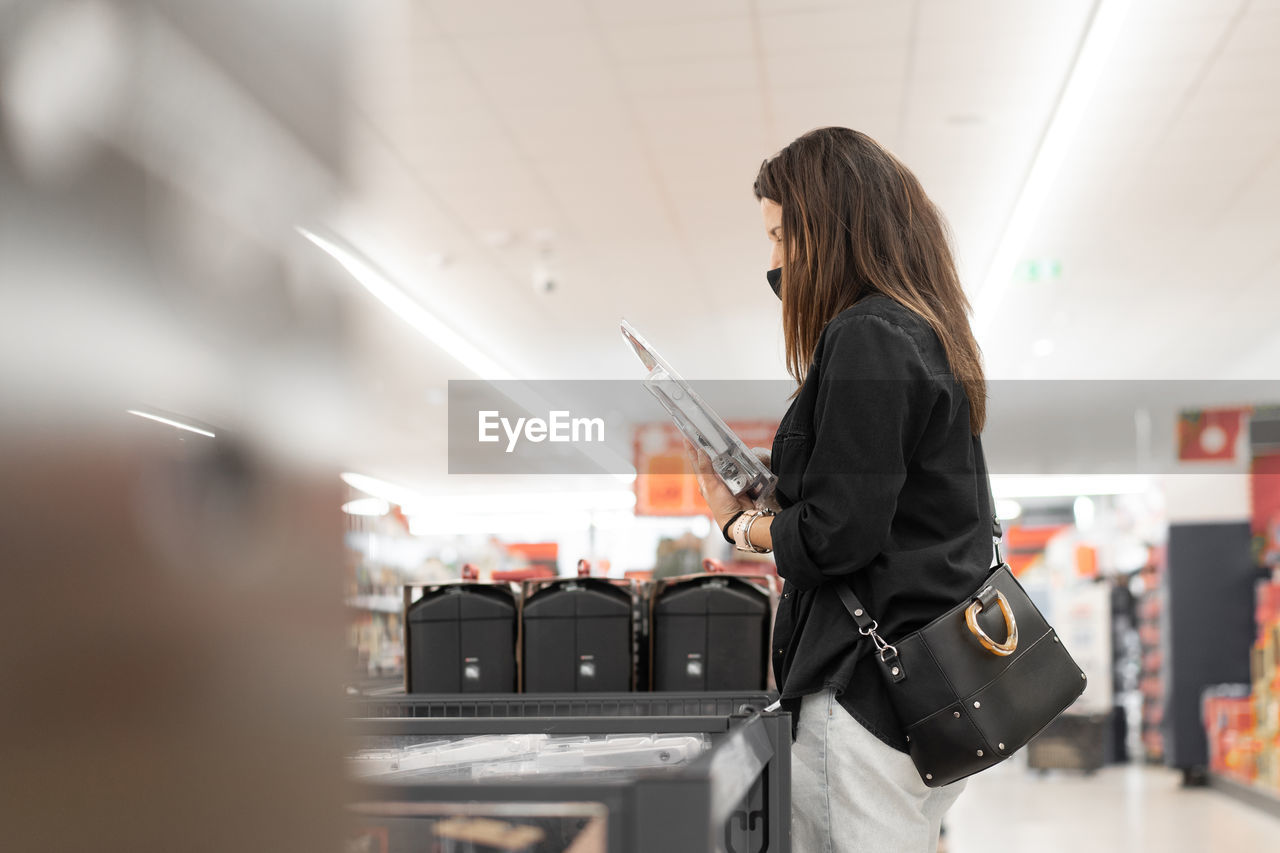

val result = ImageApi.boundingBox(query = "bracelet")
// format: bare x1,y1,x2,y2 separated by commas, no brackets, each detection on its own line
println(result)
732,512,754,552
722,510,745,544
734,509,775,554
743,509,775,554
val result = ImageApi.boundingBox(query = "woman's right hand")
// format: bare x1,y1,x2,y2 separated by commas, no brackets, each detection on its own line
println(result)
685,443,754,532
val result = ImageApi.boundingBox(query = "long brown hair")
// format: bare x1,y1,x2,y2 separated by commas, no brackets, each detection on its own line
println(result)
754,127,986,434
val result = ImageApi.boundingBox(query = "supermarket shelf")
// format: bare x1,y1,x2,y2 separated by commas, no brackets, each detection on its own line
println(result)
350,691,777,720
354,715,740,736
1209,773,1280,821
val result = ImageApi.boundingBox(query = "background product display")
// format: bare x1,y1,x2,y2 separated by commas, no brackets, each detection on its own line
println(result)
522,577,636,693
402,569,777,697
406,582,519,694
650,575,772,692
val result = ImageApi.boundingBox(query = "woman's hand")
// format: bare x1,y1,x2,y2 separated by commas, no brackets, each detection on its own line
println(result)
685,443,754,532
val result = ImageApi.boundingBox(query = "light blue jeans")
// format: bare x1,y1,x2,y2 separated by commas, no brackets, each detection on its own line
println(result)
792,688,966,852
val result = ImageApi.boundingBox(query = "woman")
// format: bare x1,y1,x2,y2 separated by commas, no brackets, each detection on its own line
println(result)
689,127,992,852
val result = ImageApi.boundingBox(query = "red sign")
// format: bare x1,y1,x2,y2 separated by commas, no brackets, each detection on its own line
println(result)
1252,453,1280,567
1177,408,1247,462
633,421,778,516
1252,453,1280,531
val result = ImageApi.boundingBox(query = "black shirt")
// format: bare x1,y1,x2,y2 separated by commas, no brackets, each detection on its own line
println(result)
769,294,995,751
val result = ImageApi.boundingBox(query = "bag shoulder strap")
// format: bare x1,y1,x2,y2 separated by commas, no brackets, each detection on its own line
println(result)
837,436,1002,628
835,583,877,632
976,438,1003,565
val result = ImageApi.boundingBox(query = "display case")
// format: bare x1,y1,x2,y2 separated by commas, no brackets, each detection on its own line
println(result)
347,693,789,853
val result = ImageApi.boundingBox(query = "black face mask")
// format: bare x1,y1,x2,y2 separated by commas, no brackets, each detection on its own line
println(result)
766,267,782,300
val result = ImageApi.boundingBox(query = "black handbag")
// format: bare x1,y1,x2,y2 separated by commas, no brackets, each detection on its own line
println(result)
836,444,1087,787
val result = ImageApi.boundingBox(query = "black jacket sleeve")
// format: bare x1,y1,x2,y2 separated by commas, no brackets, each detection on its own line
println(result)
770,314,941,591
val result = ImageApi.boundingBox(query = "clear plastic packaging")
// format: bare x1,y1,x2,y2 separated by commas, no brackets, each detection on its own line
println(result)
396,734,549,772
348,748,405,777
620,319,778,509
530,734,706,771
351,732,709,781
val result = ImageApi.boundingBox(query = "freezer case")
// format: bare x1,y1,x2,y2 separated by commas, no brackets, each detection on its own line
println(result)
347,693,789,853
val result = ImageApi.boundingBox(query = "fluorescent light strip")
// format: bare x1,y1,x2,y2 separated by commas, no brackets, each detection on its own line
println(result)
973,0,1132,335
305,225,645,479
304,229,637,478
342,497,391,517
298,228,513,381
126,409,215,438
991,474,1150,499
410,510,597,537
410,490,638,516
340,472,426,509
340,471,636,516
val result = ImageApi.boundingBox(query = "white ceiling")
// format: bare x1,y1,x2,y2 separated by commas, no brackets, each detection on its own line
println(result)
329,0,1280,490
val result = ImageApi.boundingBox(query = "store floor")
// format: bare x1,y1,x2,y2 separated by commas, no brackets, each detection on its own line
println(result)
945,762,1280,852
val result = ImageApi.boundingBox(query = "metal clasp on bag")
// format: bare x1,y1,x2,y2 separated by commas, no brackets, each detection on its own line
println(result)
858,619,899,664
965,587,1019,656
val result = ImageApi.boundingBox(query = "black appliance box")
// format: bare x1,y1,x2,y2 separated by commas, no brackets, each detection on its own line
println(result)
651,575,771,691
522,578,635,692
405,583,518,693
